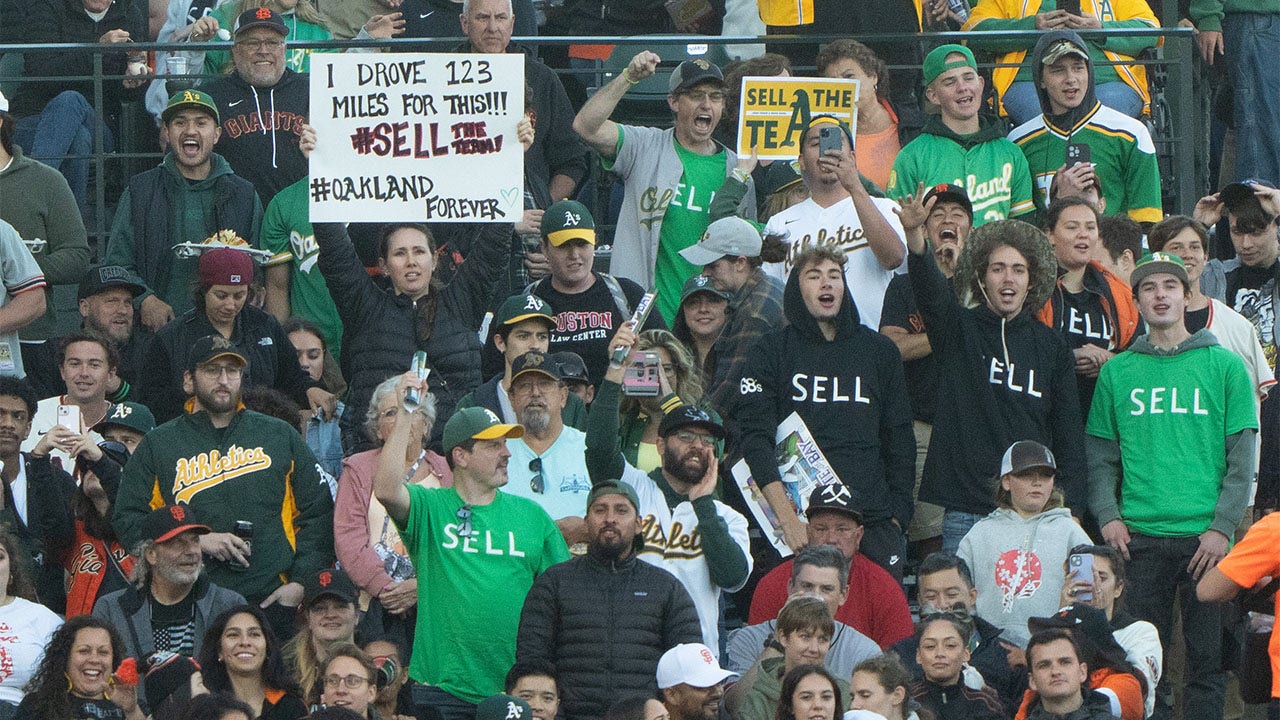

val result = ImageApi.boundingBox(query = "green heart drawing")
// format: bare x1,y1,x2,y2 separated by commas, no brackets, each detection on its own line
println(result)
500,187,521,213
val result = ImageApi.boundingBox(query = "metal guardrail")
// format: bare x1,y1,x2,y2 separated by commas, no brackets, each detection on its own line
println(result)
0,27,1205,250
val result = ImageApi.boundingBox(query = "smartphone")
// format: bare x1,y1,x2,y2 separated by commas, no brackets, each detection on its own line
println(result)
403,351,431,411
819,125,843,156
56,404,81,432
1065,142,1091,168
1058,0,1081,15
1068,552,1095,601
623,351,661,397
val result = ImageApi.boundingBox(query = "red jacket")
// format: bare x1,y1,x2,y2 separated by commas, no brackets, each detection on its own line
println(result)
64,518,134,618
748,553,913,648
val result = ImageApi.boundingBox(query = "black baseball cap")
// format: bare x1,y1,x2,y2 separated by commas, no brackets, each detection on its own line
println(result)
657,404,725,439
78,265,145,301
551,351,589,385
511,350,561,384
804,484,864,524
923,183,974,220
669,58,724,94
1221,178,1278,214
233,7,287,36
187,335,248,372
303,567,358,607
142,505,211,544
999,440,1056,476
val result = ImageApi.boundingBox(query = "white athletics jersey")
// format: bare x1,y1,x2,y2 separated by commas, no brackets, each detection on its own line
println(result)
764,196,907,329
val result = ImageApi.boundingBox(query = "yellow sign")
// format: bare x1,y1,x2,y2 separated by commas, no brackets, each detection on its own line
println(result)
736,77,860,160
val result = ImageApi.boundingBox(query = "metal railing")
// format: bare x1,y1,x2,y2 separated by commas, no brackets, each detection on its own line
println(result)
0,26,1206,252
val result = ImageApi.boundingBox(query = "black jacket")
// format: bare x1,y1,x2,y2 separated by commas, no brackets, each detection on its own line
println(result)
201,69,309,204
733,260,916,525
1024,690,1118,720
10,0,147,121
314,221,510,452
400,0,538,40
516,552,703,720
891,615,1028,717
909,678,1005,720
141,304,316,423
0,454,76,613
908,240,1088,517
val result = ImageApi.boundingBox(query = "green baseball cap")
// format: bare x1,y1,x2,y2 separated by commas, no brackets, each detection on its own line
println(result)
442,407,523,454
923,44,977,87
541,200,596,246
1129,251,1189,291
680,275,732,305
494,294,556,329
162,89,220,124
94,401,156,436
586,479,641,514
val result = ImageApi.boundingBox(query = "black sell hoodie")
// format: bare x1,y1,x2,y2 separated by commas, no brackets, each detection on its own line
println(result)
201,68,310,204
908,221,1088,517
733,265,916,526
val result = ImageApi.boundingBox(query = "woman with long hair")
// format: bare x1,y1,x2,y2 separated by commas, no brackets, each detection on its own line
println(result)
283,571,360,705
0,527,62,715
63,441,134,617
285,317,348,479
14,615,142,720
670,277,731,380
616,329,718,472
909,614,1003,720
198,605,307,720
774,665,842,720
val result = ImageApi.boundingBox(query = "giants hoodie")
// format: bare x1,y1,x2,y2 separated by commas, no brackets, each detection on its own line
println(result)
734,264,916,526
202,68,309,204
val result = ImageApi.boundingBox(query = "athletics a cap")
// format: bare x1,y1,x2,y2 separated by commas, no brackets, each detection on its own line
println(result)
679,217,763,265
186,335,248,371
510,350,561,383
442,407,523,453
669,58,724,94
494,294,555,328
541,200,596,246
999,440,1057,476
923,44,977,86
656,643,737,689
162,89,219,123
476,695,532,720
1129,251,1189,291
94,401,157,436
679,275,732,306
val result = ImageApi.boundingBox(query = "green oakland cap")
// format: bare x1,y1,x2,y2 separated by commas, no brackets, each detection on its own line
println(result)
162,89,220,124
494,293,555,328
1129,251,1189,291
541,200,596,246
94,401,156,436
679,275,732,305
442,407,523,454
923,44,977,87
476,696,533,720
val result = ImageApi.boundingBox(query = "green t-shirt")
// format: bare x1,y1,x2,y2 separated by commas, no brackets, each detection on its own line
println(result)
397,485,569,703
1086,344,1258,536
261,177,344,357
654,140,726,322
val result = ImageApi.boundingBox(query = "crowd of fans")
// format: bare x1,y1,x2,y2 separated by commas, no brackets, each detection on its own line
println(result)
0,0,1278,718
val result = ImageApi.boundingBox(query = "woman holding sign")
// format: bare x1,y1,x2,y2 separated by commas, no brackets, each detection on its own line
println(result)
305,121,533,454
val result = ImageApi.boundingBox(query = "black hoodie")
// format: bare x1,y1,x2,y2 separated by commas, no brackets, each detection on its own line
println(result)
1030,30,1100,136
202,68,310,204
733,263,915,525
907,227,1088,517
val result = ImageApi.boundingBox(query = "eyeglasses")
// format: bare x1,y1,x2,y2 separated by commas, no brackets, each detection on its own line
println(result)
197,364,243,379
529,457,544,494
672,430,716,447
323,674,370,689
236,39,285,51
682,90,726,103
511,378,558,396
456,504,473,538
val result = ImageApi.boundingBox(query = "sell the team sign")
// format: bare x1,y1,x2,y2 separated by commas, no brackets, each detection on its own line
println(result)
736,77,859,160
309,53,525,223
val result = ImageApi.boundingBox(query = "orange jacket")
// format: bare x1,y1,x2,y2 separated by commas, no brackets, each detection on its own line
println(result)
1037,262,1141,352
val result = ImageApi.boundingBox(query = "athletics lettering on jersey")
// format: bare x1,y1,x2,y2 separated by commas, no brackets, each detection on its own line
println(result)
988,358,1044,398
641,515,703,559
172,446,273,503
790,374,871,404
962,162,1016,222
784,225,869,269
1128,387,1210,416
289,230,320,273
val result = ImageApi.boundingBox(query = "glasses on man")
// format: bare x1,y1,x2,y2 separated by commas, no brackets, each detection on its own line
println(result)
682,90,726,103
456,504,473,538
236,39,285,51
672,430,716,447
323,674,370,689
197,363,243,379
529,457,544,494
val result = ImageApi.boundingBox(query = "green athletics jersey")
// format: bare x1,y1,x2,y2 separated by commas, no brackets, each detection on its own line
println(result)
1009,103,1162,224
262,178,344,357
396,485,569,703
887,116,1034,227
654,140,726,322
1087,339,1257,537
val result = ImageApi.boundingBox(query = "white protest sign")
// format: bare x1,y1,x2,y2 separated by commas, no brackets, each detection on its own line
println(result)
309,53,525,223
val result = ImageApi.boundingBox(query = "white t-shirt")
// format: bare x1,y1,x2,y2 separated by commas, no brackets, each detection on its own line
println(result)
503,426,591,520
0,597,62,705
763,196,907,330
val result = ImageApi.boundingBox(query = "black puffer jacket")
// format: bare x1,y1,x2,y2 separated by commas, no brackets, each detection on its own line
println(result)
314,222,509,452
516,552,703,720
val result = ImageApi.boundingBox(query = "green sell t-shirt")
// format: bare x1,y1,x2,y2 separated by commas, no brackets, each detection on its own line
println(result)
654,139,726,322
397,485,569,703
1086,345,1258,537
261,177,344,357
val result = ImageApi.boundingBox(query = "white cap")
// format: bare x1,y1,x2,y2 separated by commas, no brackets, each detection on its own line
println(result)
0,91,8,113
656,643,737,689
678,217,762,266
